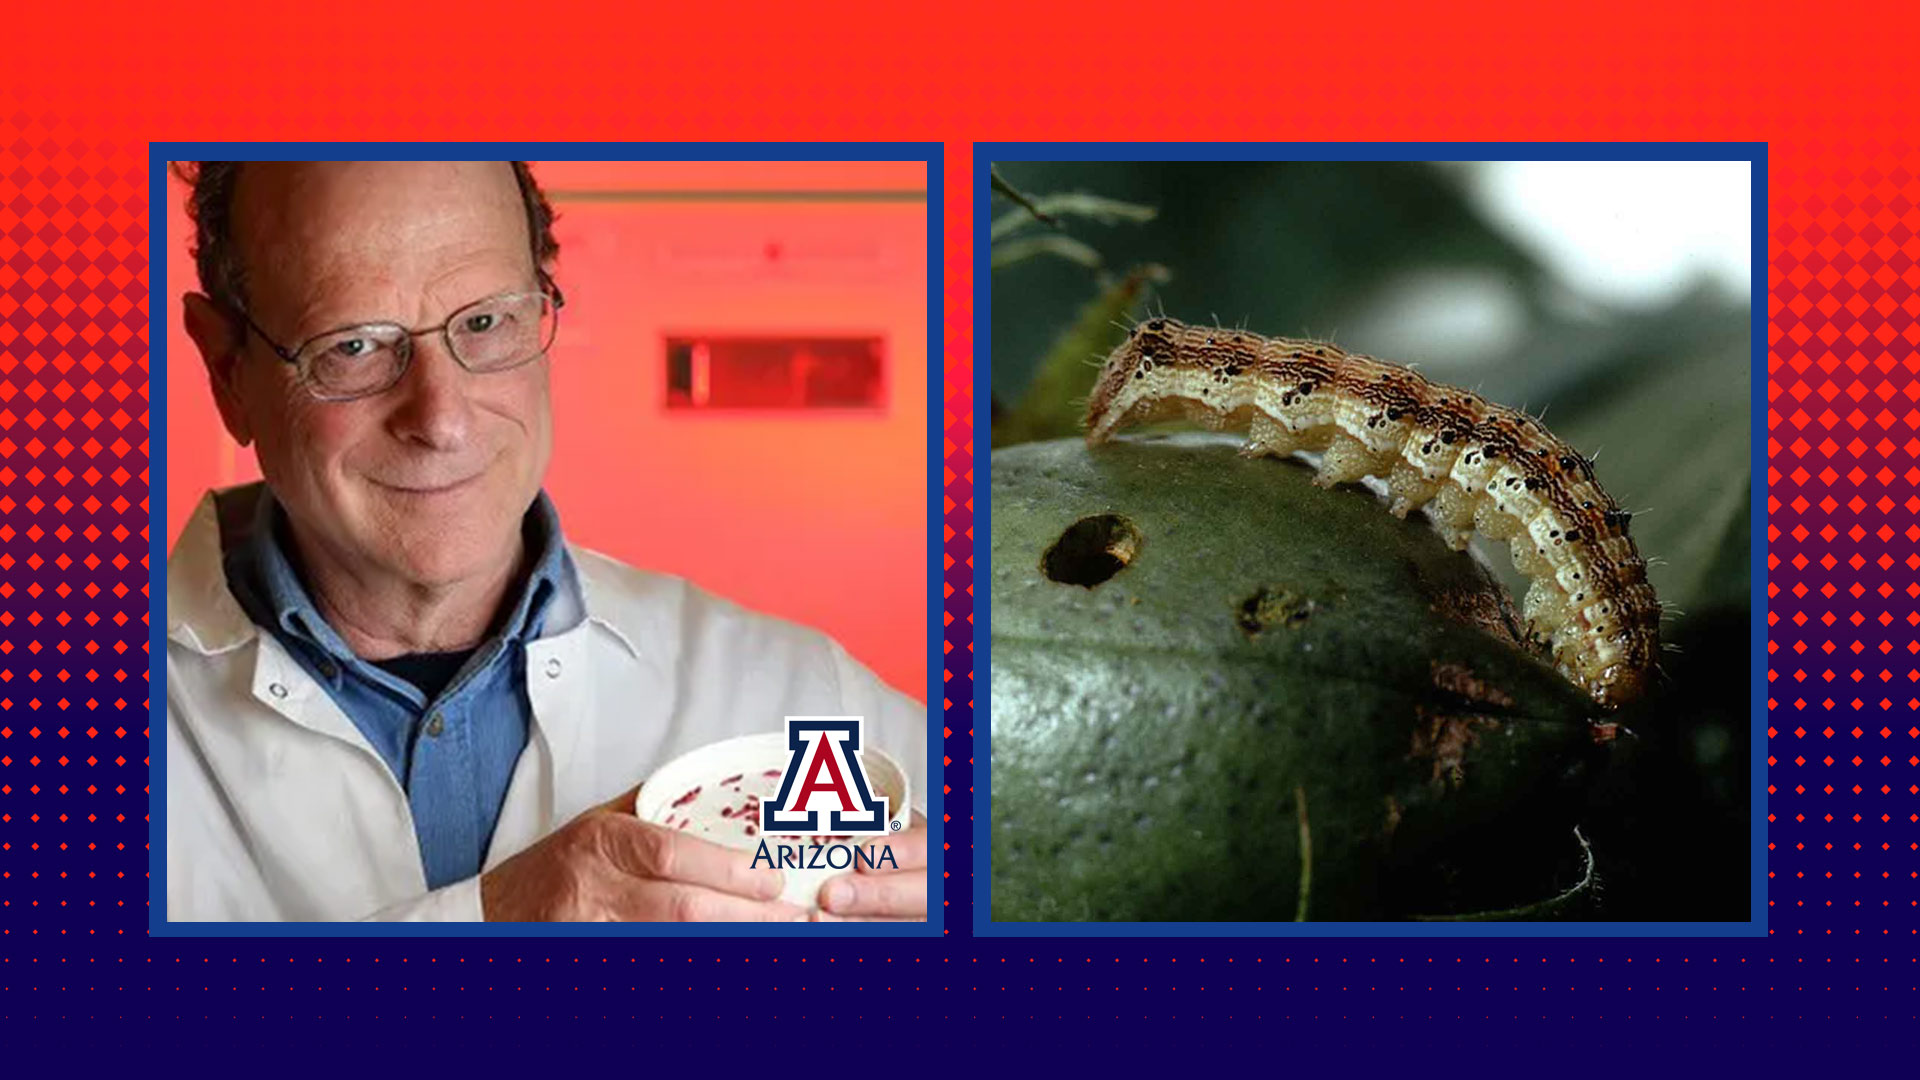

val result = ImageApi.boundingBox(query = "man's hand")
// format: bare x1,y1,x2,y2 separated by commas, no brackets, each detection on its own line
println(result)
480,785,805,922
813,811,929,921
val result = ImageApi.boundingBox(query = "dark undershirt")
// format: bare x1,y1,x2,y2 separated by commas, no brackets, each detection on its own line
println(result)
372,649,479,701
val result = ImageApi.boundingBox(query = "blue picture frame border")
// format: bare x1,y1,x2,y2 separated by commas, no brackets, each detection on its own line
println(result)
147,141,946,938
971,141,1768,938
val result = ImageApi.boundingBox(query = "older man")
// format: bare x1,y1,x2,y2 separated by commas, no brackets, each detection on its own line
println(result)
164,160,928,922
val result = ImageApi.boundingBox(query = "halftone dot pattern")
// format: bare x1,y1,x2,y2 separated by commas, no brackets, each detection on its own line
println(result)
0,112,151,938
1766,141,1920,936
0,13,1916,1026
943,146,977,937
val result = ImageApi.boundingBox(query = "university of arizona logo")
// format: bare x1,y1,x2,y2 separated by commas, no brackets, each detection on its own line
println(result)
760,716,892,835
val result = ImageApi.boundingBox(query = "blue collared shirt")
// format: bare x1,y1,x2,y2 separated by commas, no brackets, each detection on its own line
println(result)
219,485,579,890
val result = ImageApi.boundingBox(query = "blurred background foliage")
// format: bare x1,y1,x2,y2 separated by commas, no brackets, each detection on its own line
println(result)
989,160,1754,921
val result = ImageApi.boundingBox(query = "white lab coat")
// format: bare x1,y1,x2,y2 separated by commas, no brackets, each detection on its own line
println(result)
164,487,929,922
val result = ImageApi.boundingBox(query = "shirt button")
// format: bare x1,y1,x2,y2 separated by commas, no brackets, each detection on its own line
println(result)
425,712,445,738
268,683,289,698
545,658,563,679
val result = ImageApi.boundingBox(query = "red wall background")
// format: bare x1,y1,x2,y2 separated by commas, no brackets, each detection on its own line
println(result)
162,160,929,700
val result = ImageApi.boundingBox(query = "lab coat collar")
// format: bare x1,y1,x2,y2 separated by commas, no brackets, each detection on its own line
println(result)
166,488,260,656
217,482,578,673
167,483,642,663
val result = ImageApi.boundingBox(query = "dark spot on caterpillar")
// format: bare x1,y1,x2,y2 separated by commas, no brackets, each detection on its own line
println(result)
1223,364,1241,376
1440,431,1457,444
1146,319,1167,331
1564,528,1581,542
1524,477,1542,490
1421,441,1435,455
1132,368,1146,379
1506,478,1522,488
1387,408,1405,420
1582,500,1594,509
1603,508,1633,532
1559,455,1578,470
1368,413,1384,427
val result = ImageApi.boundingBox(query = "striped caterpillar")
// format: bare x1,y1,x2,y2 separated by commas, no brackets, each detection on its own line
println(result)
1084,317,1658,709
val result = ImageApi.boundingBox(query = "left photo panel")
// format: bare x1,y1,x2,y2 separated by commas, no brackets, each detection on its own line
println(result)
151,148,941,933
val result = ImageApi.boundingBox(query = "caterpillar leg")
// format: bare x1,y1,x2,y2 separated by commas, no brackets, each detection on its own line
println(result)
1241,413,1300,458
1523,579,1570,630
1314,433,1379,488
1386,460,1442,518
1423,483,1476,550
1185,400,1231,431
1510,536,1551,577
1473,500,1524,542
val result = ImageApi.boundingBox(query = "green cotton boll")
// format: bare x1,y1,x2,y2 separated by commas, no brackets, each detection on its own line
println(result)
988,435,1607,922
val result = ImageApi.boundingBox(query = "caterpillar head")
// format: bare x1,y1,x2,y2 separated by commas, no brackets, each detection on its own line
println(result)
1589,661,1648,710
1085,318,1188,443
1581,592,1659,709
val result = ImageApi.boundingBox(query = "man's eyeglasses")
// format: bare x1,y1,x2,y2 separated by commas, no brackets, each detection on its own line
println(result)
233,282,566,402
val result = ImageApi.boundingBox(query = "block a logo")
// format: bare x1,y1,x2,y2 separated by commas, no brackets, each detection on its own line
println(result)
760,716,890,835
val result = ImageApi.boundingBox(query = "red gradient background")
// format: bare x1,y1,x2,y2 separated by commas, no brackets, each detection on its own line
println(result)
0,0,1916,1031
162,160,929,699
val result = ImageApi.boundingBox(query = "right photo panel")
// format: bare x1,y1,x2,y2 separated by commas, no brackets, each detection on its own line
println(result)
977,149,1760,932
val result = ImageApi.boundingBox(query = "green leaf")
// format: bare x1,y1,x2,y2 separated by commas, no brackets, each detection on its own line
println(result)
990,192,1158,241
989,233,1105,272
990,263,1168,448
988,165,1059,229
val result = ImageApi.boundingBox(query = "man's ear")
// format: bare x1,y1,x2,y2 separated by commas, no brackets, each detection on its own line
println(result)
182,292,255,447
